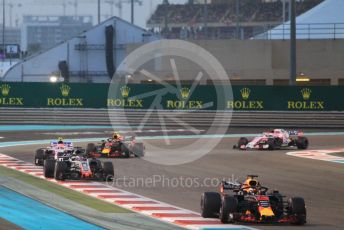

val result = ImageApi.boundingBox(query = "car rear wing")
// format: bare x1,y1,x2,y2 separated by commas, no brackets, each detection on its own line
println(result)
124,136,135,141
287,130,304,136
220,181,241,193
50,141,73,147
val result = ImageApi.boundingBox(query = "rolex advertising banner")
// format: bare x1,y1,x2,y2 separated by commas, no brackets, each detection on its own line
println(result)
0,82,343,111
0,82,108,108
107,83,226,110
228,86,329,111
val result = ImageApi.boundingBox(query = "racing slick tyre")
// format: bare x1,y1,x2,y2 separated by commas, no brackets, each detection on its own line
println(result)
274,138,283,149
35,149,45,166
121,145,130,158
296,137,309,150
86,143,97,157
103,162,114,180
43,159,55,178
133,143,145,157
201,192,221,218
54,161,67,181
237,137,248,148
267,138,277,150
219,196,238,223
269,193,284,219
288,197,306,225
89,159,102,172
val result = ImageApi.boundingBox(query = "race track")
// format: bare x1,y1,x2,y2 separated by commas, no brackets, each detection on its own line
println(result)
1,129,343,230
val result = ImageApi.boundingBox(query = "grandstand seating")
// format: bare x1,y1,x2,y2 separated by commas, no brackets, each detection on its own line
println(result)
147,0,324,39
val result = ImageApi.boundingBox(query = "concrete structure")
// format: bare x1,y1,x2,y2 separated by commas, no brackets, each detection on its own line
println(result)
0,26,21,45
21,16,93,52
2,18,343,85
125,39,344,85
2,17,155,82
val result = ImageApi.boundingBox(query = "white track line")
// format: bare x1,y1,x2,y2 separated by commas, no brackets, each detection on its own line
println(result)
287,148,344,164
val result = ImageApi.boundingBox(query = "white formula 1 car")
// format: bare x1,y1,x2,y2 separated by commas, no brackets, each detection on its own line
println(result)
34,140,84,166
233,129,309,150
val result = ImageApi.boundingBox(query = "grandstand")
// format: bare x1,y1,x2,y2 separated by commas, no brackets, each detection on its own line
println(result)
147,0,324,39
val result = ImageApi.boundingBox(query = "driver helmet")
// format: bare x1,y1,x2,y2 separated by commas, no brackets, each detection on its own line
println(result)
113,132,121,140
242,178,260,193
57,137,64,144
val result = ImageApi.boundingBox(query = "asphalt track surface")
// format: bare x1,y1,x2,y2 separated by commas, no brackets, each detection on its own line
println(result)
1,129,344,230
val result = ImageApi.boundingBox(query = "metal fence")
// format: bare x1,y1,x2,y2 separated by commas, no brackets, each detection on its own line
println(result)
255,23,344,40
1,108,344,128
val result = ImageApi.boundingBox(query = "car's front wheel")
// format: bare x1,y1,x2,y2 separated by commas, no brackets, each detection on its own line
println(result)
288,197,306,225
102,161,114,180
296,137,309,149
267,138,276,150
54,161,67,181
219,195,238,223
43,159,55,178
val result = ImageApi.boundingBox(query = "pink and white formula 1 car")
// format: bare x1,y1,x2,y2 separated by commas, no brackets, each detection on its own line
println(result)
233,129,309,150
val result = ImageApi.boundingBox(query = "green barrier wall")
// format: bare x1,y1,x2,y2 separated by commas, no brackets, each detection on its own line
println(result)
0,82,343,111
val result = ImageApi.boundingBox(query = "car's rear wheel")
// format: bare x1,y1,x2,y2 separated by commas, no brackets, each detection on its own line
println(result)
238,137,248,147
296,137,309,149
86,143,97,156
43,159,55,178
35,149,45,166
288,197,306,225
201,192,221,218
219,196,238,223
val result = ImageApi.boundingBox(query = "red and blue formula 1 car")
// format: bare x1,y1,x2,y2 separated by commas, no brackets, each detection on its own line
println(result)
201,175,307,225
233,129,309,150
86,136,145,158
